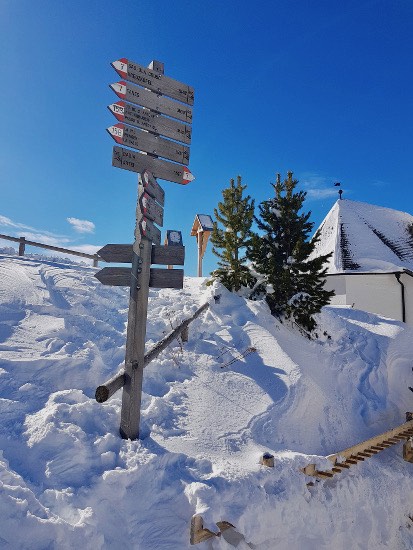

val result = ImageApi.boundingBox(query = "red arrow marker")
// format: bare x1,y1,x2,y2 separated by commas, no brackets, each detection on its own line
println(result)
182,167,195,185
107,123,124,144
109,81,127,99
108,101,125,122
111,58,128,79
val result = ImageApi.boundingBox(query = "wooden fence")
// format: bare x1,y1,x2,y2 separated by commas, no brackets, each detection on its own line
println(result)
95,301,210,402
0,233,99,266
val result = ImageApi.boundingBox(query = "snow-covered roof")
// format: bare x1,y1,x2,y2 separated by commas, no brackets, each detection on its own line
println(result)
311,199,413,274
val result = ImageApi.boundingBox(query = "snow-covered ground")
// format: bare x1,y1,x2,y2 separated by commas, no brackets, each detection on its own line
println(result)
1,252,413,549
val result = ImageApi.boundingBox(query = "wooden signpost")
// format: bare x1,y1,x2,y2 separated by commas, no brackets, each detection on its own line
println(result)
95,59,195,440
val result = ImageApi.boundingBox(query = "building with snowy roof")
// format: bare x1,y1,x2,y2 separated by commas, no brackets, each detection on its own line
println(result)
311,199,413,325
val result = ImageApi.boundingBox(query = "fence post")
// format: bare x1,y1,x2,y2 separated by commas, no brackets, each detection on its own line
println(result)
93,254,99,267
181,325,189,343
18,237,26,256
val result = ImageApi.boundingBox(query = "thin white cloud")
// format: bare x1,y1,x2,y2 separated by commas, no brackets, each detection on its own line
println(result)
300,172,344,201
67,217,95,234
21,232,72,247
0,214,68,240
0,214,97,263
306,188,339,199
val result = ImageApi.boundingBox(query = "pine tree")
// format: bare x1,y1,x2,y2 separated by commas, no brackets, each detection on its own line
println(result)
210,176,255,292
247,171,334,332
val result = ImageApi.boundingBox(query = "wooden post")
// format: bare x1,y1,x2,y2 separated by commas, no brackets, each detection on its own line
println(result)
119,60,166,440
260,452,274,467
197,229,203,277
93,254,99,267
18,237,26,256
181,325,189,343
119,182,153,440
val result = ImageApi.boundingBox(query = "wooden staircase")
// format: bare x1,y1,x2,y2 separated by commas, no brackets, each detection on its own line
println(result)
303,417,413,479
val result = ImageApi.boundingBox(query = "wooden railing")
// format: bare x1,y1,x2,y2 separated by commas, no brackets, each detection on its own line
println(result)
0,233,99,266
95,301,210,402
302,415,413,478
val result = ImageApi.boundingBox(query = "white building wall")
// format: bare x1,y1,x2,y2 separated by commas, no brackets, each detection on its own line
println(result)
324,273,413,326
400,273,413,326
324,275,347,305
344,274,403,321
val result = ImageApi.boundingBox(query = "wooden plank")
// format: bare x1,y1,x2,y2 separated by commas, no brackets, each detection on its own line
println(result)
150,268,184,289
94,267,131,286
152,245,185,266
138,217,161,245
97,244,185,265
139,171,165,206
108,101,191,144
113,146,194,185
107,123,190,165
190,515,217,545
94,266,183,289
111,58,194,105
139,192,164,226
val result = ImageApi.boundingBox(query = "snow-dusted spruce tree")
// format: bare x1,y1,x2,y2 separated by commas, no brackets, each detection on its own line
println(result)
247,171,334,332
209,175,255,292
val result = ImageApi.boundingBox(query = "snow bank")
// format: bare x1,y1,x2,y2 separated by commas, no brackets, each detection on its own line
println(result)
0,255,412,549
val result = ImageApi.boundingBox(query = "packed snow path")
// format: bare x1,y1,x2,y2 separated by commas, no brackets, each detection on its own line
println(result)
1,254,413,549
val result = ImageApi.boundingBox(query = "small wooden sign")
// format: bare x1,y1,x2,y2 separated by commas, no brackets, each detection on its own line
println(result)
138,217,161,245
95,266,184,288
97,244,185,265
111,58,194,105
109,81,193,123
139,171,165,206
165,230,183,246
107,123,190,165
113,146,194,185
139,192,164,226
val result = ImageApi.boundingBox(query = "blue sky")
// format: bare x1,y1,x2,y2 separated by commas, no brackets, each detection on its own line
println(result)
1,0,412,276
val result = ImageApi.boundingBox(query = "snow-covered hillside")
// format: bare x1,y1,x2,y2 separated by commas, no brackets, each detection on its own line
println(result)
1,253,413,549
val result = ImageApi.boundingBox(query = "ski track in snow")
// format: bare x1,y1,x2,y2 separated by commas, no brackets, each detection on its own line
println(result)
0,254,413,549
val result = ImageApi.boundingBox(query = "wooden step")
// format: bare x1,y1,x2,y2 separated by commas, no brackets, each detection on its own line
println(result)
316,471,334,478
336,462,351,469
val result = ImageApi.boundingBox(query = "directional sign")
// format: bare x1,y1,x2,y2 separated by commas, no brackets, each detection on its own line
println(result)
113,146,194,186
139,192,164,226
97,244,185,265
107,123,190,165
95,267,184,289
109,83,193,124
138,217,161,245
111,58,194,105
139,171,165,206
108,101,191,144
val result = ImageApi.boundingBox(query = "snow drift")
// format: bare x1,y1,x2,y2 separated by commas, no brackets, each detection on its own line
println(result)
0,253,412,549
